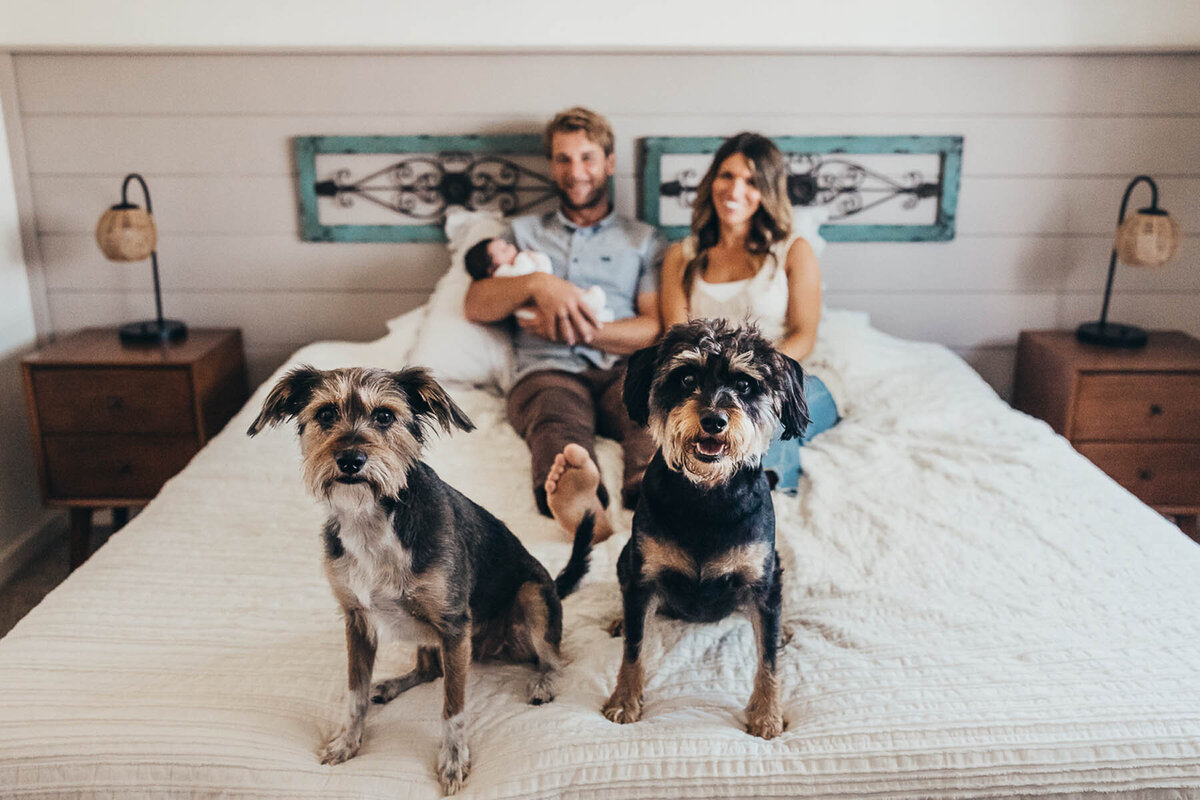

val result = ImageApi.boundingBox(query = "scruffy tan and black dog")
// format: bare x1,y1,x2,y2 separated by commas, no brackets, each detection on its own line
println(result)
601,319,808,739
248,365,592,794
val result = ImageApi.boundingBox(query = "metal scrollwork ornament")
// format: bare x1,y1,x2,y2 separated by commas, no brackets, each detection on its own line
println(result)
314,152,557,221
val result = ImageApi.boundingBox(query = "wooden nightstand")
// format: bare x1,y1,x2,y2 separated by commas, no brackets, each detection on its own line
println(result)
1013,330,1200,541
22,328,249,568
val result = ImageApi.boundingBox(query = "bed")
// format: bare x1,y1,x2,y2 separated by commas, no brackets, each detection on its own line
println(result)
2,285,1199,798
3,127,1199,797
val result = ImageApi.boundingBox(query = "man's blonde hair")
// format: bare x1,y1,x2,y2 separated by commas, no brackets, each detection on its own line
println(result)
543,107,615,158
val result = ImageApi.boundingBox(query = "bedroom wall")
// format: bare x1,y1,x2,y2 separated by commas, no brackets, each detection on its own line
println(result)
7,52,1200,398
0,59,59,587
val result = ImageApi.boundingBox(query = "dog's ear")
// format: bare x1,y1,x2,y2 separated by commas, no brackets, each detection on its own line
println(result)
247,365,323,436
775,352,811,441
622,342,660,427
393,367,475,437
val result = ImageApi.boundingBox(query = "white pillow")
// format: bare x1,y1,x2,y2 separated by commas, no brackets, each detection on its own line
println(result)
793,206,829,257
407,207,516,391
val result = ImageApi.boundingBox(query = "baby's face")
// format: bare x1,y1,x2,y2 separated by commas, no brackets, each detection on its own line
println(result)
487,239,519,269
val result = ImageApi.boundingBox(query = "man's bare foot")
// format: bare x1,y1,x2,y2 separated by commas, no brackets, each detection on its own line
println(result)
545,444,613,543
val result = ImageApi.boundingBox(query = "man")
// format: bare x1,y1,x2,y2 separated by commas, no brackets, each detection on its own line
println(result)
464,107,664,542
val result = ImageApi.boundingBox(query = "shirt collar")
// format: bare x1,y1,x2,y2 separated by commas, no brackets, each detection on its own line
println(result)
555,205,617,234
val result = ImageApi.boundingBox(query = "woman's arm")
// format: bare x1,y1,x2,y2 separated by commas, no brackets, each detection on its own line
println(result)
659,243,691,329
775,237,822,362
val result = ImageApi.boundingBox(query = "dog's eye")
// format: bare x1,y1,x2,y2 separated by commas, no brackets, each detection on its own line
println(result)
735,378,752,396
679,373,697,390
372,408,395,427
315,405,338,426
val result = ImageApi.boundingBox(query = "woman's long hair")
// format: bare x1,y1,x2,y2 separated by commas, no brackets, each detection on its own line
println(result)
683,132,793,297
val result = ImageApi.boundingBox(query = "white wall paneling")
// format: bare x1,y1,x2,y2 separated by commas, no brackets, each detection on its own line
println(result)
10,52,1200,393
26,174,1200,238
16,55,1200,116
0,54,58,585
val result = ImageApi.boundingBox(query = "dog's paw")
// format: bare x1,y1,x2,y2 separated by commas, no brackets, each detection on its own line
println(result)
371,677,404,705
744,709,786,740
437,738,471,794
601,693,643,724
606,617,624,638
318,727,362,765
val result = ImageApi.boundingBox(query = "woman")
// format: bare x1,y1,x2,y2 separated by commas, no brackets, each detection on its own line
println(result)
659,132,840,492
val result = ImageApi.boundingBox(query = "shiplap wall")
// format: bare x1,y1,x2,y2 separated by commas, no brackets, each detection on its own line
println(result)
11,53,1200,397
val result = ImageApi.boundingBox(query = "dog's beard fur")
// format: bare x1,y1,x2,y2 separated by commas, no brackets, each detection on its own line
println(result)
297,376,424,504
301,431,417,503
651,397,776,488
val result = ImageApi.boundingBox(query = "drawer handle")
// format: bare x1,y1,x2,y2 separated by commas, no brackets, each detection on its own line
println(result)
118,463,133,476
1138,468,1154,482
1149,404,1163,417
107,396,124,412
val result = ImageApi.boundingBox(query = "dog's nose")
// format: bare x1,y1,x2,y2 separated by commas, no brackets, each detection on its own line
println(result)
336,450,367,475
700,412,728,434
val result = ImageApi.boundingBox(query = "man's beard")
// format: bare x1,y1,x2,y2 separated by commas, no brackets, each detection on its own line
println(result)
557,181,610,212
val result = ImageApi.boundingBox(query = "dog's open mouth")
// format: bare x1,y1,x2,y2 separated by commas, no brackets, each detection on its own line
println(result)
694,436,726,462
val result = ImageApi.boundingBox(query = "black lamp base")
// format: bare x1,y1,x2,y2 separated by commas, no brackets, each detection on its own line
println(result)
119,319,188,345
1075,321,1148,348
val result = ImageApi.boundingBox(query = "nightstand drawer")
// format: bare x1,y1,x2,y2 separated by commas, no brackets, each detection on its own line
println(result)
1073,373,1200,441
1076,442,1200,506
32,368,195,435
43,435,198,500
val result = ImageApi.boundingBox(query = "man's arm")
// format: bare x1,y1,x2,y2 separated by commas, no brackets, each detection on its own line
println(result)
589,291,662,356
587,227,666,355
463,273,542,323
465,272,600,345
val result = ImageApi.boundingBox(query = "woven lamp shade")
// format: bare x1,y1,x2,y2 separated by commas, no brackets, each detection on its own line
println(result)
95,205,157,262
1115,209,1181,267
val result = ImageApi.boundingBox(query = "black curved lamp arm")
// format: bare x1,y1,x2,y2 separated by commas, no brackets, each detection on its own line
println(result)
1098,175,1158,328
119,172,164,328
121,173,153,214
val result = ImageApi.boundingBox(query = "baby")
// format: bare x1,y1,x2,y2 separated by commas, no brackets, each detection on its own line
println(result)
464,237,614,323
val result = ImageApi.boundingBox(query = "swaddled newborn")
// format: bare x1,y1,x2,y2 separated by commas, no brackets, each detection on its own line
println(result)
464,237,614,323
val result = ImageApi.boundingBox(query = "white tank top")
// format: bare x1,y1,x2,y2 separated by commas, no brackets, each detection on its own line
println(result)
684,233,797,344
681,232,848,414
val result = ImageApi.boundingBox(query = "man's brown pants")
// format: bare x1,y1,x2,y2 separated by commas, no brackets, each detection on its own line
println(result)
506,365,656,517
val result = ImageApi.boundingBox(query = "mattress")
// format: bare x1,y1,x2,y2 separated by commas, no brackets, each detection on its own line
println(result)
1,309,1198,799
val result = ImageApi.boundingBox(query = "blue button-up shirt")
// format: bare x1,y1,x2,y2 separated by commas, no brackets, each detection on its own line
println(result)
510,208,664,383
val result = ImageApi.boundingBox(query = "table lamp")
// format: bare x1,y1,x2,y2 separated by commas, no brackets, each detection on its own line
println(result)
94,173,187,344
1076,175,1181,348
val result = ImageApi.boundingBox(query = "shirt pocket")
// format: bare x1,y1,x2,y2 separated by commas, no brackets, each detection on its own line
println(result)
584,251,642,316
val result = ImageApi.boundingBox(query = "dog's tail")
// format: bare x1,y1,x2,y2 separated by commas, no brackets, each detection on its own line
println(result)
554,511,594,598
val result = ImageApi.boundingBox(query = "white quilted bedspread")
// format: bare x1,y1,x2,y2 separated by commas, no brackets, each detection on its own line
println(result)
1,311,1198,799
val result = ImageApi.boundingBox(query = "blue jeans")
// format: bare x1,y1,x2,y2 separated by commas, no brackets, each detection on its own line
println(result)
761,374,839,493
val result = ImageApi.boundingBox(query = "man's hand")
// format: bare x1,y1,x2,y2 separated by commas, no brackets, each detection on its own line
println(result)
517,305,605,346
528,273,600,346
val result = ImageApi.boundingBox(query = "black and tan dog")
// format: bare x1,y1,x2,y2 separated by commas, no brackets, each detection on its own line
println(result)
601,319,808,739
248,365,592,794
